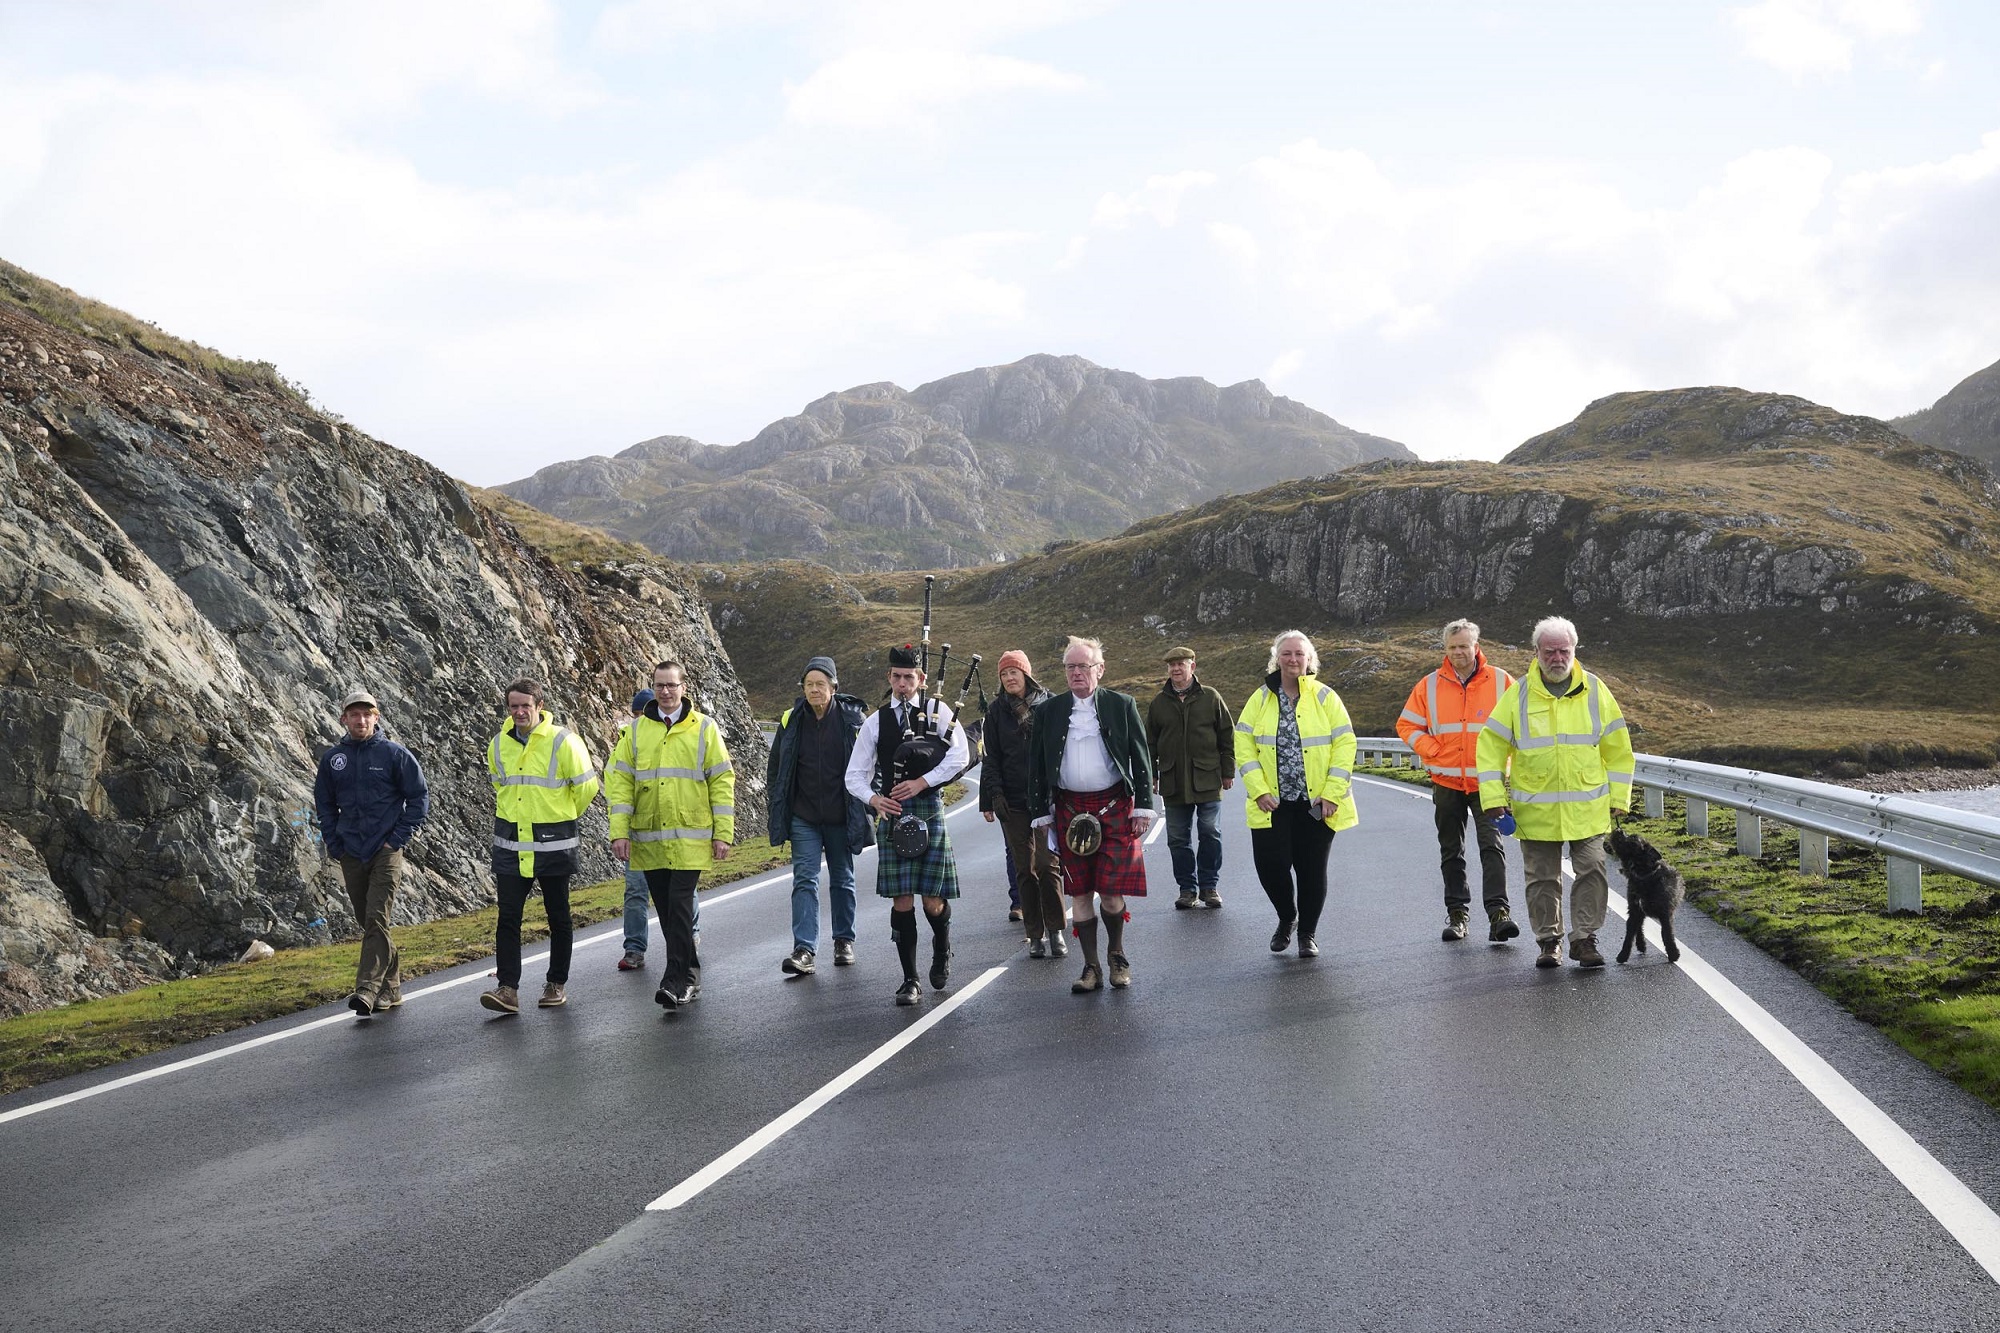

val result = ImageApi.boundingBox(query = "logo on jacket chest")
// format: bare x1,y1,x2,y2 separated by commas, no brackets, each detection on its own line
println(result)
330,753,348,772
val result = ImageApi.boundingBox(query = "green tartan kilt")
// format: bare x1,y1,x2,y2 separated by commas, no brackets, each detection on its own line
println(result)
873,791,959,899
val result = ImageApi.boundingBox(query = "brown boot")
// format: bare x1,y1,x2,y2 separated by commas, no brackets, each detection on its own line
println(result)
1572,935,1605,968
1535,938,1561,969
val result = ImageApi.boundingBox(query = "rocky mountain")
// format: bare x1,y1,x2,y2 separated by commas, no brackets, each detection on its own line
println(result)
502,354,1412,570
0,259,760,1016
1896,355,2000,470
704,386,2000,772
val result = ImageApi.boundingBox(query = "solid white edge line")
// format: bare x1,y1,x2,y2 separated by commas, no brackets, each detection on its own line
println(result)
646,964,1009,1211
2,797,992,1127
1145,815,1166,845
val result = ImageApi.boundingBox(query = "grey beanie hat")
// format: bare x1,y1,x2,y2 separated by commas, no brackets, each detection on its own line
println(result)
802,655,838,684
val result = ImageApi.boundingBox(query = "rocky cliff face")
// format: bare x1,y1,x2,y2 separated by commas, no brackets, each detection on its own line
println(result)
1897,356,2000,471
0,264,761,1016
502,354,1412,570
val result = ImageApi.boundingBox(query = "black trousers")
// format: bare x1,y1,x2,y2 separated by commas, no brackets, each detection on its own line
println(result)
644,867,704,992
496,870,572,989
1250,798,1336,934
1432,784,1510,913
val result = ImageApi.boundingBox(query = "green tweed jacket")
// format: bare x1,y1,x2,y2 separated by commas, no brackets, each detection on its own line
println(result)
1027,687,1155,819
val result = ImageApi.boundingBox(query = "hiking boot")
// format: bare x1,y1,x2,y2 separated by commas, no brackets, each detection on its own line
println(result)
1028,937,1048,959
1535,938,1562,969
1298,934,1320,959
347,991,376,1016
1572,935,1605,968
1108,954,1132,988
782,946,816,977
1270,922,1294,953
617,950,646,971
538,983,567,1008
1072,964,1103,994
1049,930,1069,958
1174,890,1198,910
929,948,952,991
480,984,520,1014
1200,889,1222,909
832,939,856,966
895,978,922,1007
1488,907,1521,942
1442,907,1469,942
376,988,403,1009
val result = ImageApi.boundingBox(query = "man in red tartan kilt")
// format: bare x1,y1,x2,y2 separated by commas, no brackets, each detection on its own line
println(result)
1028,636,1156,993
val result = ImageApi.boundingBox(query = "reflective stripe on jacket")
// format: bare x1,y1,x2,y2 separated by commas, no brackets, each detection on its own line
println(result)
489,710,601,878
1395,653,1514,793
1233,672,1359,833
1474,661,1634,842
607,706,736,871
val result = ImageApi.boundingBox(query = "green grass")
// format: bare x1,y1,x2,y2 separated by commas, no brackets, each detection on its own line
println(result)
0,840,790,1096
1356,762,2000,1114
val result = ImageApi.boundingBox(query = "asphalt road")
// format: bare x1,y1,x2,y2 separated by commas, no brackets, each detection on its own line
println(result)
7,774,2000,1333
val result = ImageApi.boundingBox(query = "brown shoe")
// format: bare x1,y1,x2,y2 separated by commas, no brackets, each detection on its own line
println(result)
1572,935,1605,968
1200,889,1222,909
1072,964,1103,993
480,984,520,1014
538,982,568,1007
1174,891,1198,910
1535,938,1562,969
1108,954,1132,988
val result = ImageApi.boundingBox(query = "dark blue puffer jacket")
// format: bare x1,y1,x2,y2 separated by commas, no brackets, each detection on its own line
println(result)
313,727,430,861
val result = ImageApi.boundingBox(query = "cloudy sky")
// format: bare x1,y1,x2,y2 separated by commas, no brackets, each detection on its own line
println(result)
3,0,1997,483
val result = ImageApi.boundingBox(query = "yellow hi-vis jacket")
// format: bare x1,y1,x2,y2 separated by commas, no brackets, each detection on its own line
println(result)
607,705,736,871
1475,661,1634,842
489,710,601,878
1233,673,1359,833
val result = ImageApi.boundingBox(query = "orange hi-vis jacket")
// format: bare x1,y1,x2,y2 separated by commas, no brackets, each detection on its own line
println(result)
1395,652,1514,794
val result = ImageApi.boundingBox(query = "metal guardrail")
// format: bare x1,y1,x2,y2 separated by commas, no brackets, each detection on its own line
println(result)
1355,737,2000,912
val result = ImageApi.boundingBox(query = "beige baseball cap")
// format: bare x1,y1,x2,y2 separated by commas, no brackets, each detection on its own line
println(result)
339,689,379,711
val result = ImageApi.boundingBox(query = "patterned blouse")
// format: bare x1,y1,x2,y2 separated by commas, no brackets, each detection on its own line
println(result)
1275,688,1308,801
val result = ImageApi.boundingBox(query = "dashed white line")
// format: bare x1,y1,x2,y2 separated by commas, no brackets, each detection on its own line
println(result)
648,965,1007,1211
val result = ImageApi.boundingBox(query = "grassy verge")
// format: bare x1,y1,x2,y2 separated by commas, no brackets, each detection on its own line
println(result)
0,839,790,1097
1358,762,2000,1113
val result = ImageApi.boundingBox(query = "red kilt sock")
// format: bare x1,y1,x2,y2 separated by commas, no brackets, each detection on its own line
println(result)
1074,915,1101,967
1100,907,1127,959
890,907,919,981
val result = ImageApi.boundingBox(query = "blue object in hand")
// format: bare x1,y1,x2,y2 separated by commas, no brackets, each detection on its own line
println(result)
1494,809,1516,836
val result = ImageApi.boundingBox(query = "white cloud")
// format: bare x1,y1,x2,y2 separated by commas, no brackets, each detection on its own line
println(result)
1092,171,1218,229
785,49,1088,130
1728,0,1926,79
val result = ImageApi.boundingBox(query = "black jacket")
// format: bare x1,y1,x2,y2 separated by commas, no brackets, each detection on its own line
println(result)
766,693,875,851
978,679,1051,814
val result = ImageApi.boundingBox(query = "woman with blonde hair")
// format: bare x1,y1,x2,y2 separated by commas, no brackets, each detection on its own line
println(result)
1233,630,1358,958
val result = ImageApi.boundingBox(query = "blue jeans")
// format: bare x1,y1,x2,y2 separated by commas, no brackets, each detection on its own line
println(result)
790,816,857,953
1165,800,1223,893
623,865,699,954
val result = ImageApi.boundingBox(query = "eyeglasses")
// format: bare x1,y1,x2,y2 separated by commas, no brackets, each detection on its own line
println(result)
1063,662,1099,672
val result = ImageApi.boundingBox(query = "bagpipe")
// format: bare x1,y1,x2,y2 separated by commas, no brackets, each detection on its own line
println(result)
888,575,968,858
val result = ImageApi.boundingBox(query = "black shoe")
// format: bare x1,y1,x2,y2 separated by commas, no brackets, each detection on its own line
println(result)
1298,934,1320,959
1488,907,1522,942
657,983,695,1008
347,991,376,1016
895,978,922,1006
929,949,952,991
833,939,856,966
1028,938,1048,959
1270,922,1294,953
782,946,815,977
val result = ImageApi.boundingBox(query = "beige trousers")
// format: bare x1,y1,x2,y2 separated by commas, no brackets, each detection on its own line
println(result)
1519,835,1607,943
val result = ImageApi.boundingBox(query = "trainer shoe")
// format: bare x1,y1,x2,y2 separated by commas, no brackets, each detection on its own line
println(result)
1049,930,1069,958
1298,934,1320,959
376,988,403,1009
480,984,520,1014
782,946,816,977
617,951,645,971
656,983,695,1009
832,939,856,966
1442,907,1469,942
1072,964,1103,994
1200,889,1222,909
1174,890,1198,910
1028,938,1048,959
538,983,567,1008
1535,938,1562,969
347,991,376,1016
1270,922,1294,953
1488,907,1521,942
929,949,952,991
895,978,922,1006
1572,935,1606,968
1108,954,1132,988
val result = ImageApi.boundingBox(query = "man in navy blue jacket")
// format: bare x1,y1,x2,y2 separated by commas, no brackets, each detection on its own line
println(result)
314,689,430,1016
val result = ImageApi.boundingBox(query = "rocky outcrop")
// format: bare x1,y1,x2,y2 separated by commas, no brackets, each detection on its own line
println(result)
1897,356,2000,471
0,268,761,1015
503,354,1412,570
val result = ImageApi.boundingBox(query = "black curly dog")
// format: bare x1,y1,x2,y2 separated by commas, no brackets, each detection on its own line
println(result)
1608,828,1683,964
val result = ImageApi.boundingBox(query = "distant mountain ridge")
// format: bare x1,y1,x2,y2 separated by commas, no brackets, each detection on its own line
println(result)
1897,355,2000,470
502,353,1412,569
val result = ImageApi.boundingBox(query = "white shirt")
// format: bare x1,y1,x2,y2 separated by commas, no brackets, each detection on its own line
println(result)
1057,692,1121,793
844,697,970,805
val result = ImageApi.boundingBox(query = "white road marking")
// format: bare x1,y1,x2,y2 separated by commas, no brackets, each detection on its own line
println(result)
1145,815,1166,845
1352,774,2000,1283
647,965,1008,1211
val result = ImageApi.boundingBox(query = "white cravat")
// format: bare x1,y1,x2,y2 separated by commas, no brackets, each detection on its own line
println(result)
1058,693,1119,792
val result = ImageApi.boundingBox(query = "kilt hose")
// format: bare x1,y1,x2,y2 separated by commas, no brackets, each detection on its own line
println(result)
873,789,960,899
1057,783,1148,900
